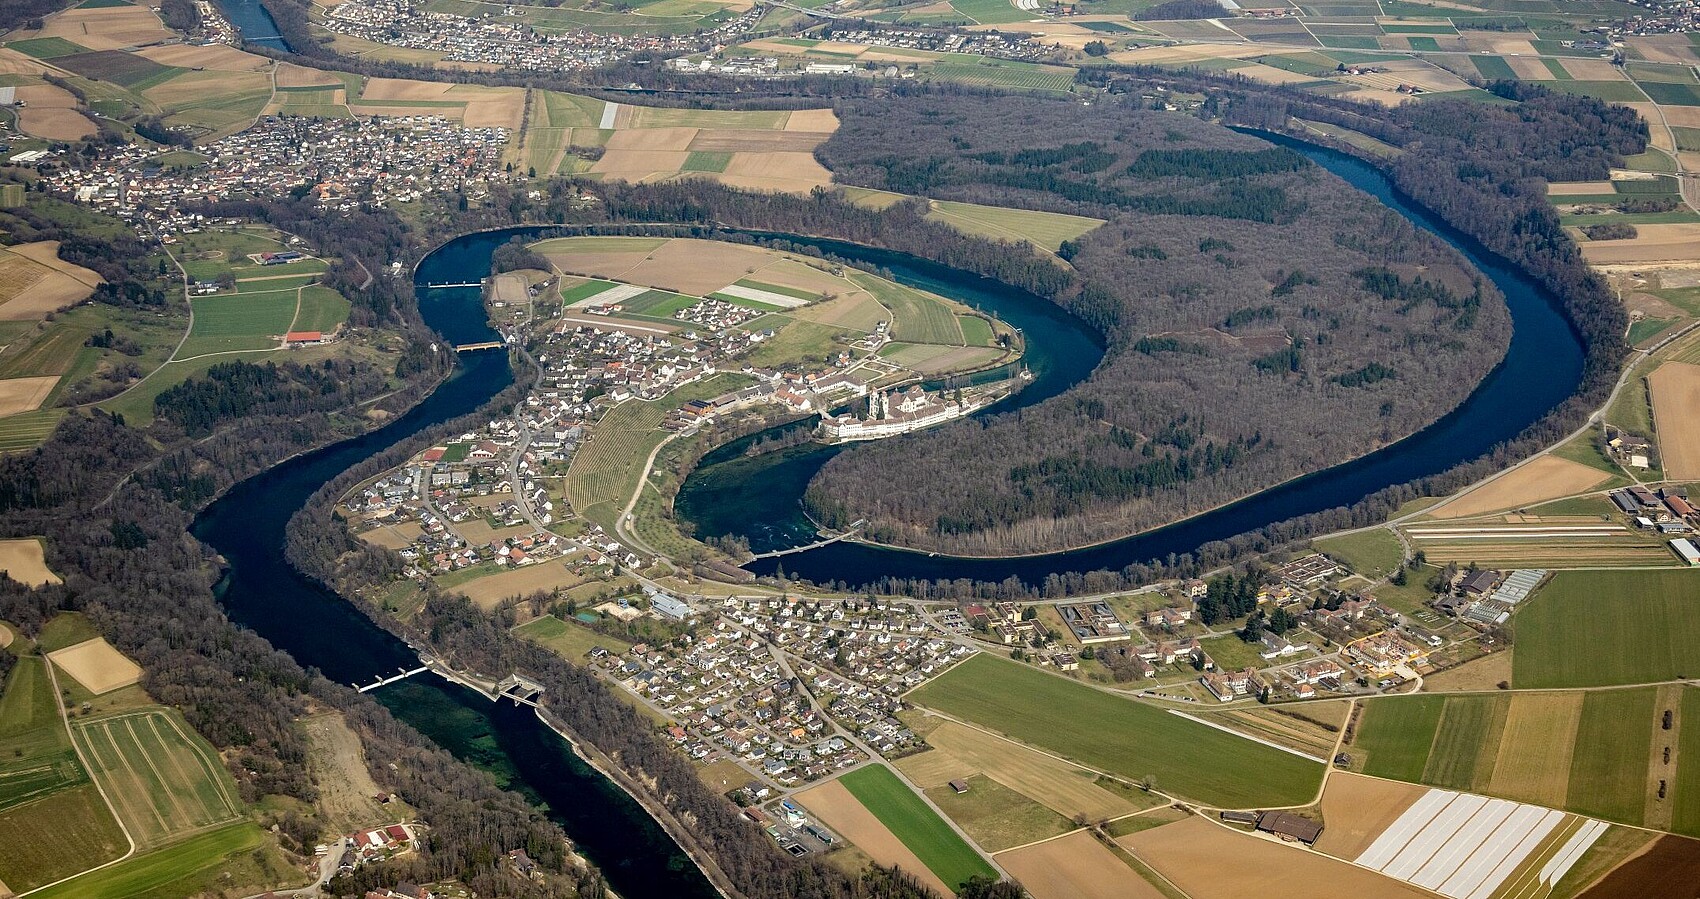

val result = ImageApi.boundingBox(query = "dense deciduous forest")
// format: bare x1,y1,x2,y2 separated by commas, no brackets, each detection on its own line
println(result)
808,95,1511,554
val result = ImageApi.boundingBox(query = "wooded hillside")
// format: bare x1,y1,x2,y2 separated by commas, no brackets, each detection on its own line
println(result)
805,96,1512,555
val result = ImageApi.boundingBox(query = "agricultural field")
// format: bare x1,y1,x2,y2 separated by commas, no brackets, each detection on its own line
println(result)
1349,787,1610,899
1513,570,1700,689
0,658,86,813
994,829,1164,899
1123,815,1432,899
179,290,300,356
1193,701,1349,759
837,765,996,890
46,637,141,695
908,653,1323,808
71,708,243,848
1649,362,1700,480
28,822,298,899
1428,455,1611,519
0,537,61,587
921,775,1074,852
895,717,1156,822
797,777,954,897
1399,518,1676,569
1351,687,1692,832
0,784,128,892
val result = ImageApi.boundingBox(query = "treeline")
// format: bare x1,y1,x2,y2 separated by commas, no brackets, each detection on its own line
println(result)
0,0,70,31
153,358,389,437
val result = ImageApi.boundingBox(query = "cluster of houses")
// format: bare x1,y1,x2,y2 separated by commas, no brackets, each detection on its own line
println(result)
588,592,983,791
596,616,875,787
43,115,514,234
809,27,1057,63
191,0,239,44
320,0,761,72
673,297,766,330
324,823,418,877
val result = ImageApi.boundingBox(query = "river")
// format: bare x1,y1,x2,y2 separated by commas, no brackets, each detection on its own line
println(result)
192,134,1584,898
210,0,290,49
683,134,1587,586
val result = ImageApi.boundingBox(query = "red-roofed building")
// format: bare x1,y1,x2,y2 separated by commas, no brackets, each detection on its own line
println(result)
385,824,410,843
285,330,325,345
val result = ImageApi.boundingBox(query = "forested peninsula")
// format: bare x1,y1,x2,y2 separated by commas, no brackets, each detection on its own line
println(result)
802,96,1512,556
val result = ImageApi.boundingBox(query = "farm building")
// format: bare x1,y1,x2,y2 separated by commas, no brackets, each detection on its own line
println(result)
1671,538,1700,566
1256,811,1323,844
286,330,326,345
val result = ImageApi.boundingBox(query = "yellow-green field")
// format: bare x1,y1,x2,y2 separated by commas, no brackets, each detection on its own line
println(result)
71,709,243,848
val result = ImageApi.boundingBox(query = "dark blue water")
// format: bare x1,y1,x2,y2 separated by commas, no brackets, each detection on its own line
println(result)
194,230,720,899
211,0,289,48
720,135,1586,585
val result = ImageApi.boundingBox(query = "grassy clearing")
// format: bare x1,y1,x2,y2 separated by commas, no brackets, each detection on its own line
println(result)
923,774,1074,852
909,654,1323,808
1314,528,1403,579
923,200,1104,252
514,613,632,660
1513,570,1700,689
838,765,996,888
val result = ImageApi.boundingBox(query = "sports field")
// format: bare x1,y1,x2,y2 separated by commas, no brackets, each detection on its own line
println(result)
909,653,1323,808
1513,570,1700,688
71,709,243,847
837,765,995,890
1354,688,1675,829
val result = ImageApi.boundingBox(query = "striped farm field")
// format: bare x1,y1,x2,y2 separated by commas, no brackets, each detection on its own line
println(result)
1352,688,1685,832
837,765,995,890
71,709,243,848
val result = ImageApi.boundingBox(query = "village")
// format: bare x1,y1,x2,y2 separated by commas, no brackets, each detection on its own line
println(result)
27,114,515,236
320,0,762,72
